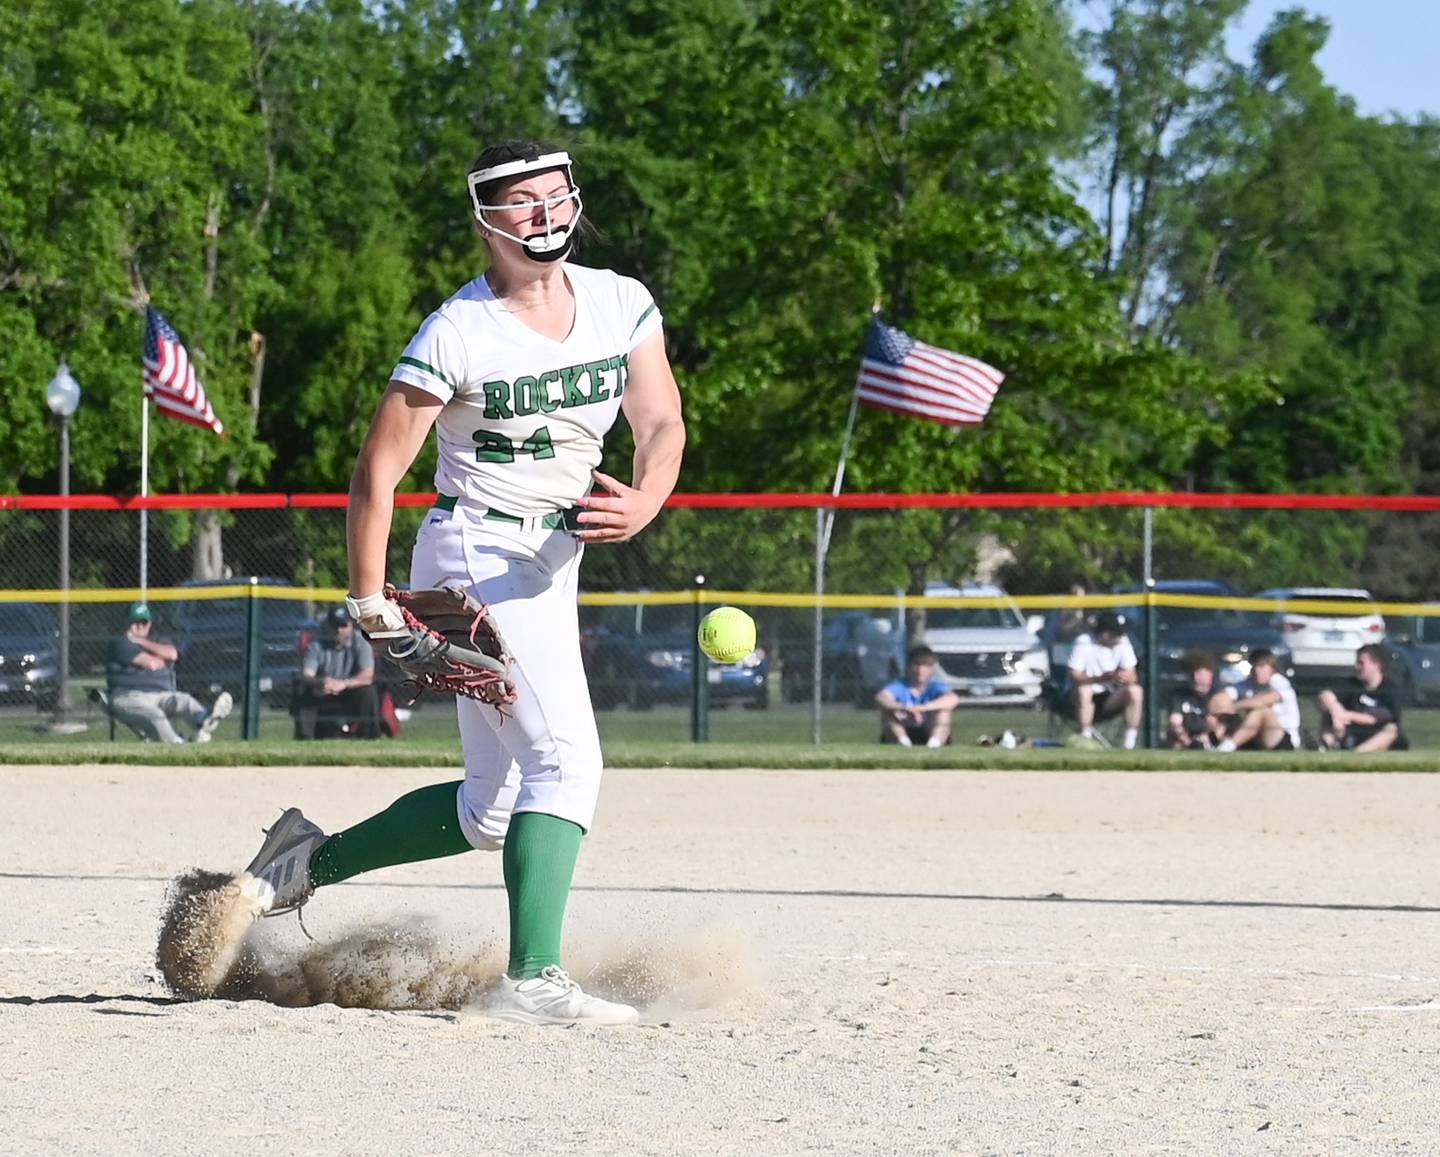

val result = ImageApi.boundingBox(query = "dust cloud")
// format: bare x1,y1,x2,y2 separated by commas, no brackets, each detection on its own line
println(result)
155,869,755,1017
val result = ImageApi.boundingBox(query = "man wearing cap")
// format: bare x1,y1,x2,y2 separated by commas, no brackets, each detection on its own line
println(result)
293,606,378,739
104,602,233,743
1067,609,1144,749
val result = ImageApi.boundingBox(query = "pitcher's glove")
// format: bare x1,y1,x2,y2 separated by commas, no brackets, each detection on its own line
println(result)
346,585,517,706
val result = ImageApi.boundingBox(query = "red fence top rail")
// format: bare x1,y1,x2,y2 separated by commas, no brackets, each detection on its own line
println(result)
5,491,1440,512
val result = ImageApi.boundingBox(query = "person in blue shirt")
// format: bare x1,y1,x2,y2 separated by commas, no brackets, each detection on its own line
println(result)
876,644,961,747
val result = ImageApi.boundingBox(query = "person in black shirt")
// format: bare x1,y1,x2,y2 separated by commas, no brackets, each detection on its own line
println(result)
1316,643,1408,752
104,601,232,743
1164,651,1224,749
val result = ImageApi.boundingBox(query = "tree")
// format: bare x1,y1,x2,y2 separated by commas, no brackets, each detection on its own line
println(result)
1,0,275,578
570,0,1246,596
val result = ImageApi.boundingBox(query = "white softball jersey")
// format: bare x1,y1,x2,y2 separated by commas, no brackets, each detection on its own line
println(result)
390,263,663,515
1224,672,1301,747
1067,633,1139,682
393,263,664,841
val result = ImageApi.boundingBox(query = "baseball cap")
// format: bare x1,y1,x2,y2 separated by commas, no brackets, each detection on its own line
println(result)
326,606,352,628
1095,610,1128,635
128,601,152,622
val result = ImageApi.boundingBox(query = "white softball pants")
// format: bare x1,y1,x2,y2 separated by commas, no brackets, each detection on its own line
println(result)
409,502,603,850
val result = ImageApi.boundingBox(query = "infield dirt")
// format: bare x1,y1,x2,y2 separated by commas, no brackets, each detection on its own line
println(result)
3,764,1438,1155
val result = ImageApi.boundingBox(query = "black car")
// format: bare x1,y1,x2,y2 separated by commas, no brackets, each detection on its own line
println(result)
1381,609,1440,705
0,602,60,711
582,602,769,711
169,579,318,707
780,610,905,707
1112,580,1295,689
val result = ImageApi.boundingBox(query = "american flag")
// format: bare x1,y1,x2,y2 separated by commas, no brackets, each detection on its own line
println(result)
855,317,1004,426
143,306,224,435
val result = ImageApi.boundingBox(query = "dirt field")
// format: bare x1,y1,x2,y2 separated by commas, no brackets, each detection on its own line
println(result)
3,764,1438,1156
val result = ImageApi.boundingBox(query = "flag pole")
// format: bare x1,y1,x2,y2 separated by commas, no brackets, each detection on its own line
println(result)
812,301,881,743
140,390,149,593
811,384,859,744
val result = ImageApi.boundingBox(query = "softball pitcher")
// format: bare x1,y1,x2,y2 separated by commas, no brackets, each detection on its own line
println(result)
237,140,685,1025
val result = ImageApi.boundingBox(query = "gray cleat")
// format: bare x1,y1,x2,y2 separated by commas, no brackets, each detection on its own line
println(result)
239,807,327,916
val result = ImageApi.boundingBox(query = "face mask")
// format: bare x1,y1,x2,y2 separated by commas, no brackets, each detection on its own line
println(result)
467,152,584,264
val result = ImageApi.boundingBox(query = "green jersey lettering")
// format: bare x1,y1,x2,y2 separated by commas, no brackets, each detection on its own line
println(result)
513,375,540,416
537,369,562,414
473,430,514,463
585,359,612,403
481,380,512,420
560,364,589,408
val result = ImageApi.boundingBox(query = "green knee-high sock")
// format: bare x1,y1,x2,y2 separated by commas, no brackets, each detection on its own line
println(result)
503,811,584,979
308,780,472,888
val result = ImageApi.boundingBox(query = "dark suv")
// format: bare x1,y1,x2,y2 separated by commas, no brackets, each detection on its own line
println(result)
1112,579,1294,689
780,610,905,707
169,580,318,707
0,602,60,711
582,602,769,710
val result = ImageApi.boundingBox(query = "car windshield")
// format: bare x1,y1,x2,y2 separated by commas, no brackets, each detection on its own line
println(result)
926,603,1024,630
180,591,314,630
600,602,694,638
1261,592,1375,607
1156,606,1269,630
0,605,49,635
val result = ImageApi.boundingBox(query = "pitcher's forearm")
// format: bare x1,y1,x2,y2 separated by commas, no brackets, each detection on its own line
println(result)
347,466,394,598
630,418,685,504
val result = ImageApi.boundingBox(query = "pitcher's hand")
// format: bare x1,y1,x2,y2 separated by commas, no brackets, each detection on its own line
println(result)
574,470,662,543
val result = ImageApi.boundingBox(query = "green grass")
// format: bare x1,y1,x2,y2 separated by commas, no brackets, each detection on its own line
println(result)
0,698,1435,771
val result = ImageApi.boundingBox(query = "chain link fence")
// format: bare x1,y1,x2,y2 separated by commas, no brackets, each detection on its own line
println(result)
3,494,1439,749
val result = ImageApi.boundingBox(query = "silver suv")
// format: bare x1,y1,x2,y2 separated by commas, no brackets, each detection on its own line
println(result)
921,582,1049,705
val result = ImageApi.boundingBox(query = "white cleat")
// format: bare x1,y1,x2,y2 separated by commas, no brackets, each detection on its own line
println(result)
489,966,639,1026
196,691,234,743
238,807,327,916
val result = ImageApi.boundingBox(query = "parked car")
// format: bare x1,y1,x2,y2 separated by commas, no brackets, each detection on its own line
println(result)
169,579,318,707
1380,608,1440,705
920,582,1048,706
582,602,769,710
1111,579,1295,690
780,610,904,707
1253,587,1385,690
0,601,60,711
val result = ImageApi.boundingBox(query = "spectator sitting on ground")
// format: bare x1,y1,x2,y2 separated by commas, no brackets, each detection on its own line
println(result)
1068,609,1143,749
875,644,961,747
103,601,232,743
294,606,379,739
1211,648,1301,752
1164,651,1224,750
1316,643,1409,752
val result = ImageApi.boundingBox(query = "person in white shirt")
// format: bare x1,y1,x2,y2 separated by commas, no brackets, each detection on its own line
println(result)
1213,649,1300,751
1067,610,1144,749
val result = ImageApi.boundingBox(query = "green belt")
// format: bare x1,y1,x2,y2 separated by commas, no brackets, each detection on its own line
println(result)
434,493,581,531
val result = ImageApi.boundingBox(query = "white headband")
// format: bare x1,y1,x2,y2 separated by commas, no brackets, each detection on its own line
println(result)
467,151,573,191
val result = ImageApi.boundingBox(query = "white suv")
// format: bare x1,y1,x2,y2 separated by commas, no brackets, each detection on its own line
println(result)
920,582,1049,705
1253,587,1385,689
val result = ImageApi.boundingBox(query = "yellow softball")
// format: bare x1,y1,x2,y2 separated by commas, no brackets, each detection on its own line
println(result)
697,606,757,664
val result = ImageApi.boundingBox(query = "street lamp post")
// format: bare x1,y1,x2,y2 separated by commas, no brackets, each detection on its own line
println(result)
45,362,83,733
